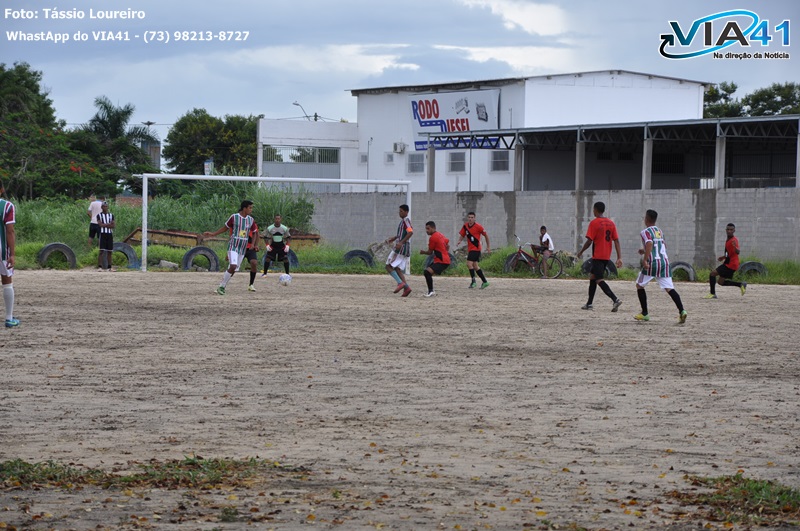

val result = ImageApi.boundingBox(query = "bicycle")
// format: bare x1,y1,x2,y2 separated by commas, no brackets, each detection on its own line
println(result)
503,235,563,278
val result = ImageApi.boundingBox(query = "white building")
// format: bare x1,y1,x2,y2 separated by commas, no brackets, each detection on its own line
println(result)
258,70,709,192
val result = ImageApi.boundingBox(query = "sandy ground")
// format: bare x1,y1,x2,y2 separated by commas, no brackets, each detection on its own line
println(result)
1,270,798,530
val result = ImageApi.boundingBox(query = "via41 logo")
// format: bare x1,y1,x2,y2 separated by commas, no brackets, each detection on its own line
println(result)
659,9,790,59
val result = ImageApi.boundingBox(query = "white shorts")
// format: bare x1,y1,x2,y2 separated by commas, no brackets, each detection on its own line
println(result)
386,251,410,273
636,271,674,290
227,250,244,271
0,259,12,277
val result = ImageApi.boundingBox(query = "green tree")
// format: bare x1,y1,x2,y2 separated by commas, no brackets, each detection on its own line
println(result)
0,62,112,199
77,96,159,193
703,81,743,118
742,82,800,116
163,110,264,177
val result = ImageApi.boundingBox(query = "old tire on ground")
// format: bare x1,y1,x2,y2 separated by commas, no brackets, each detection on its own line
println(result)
669,261,696,282
113,242,140,269
423,252,457,271
37,243,77,269
344,250,375,268
739,261,768,277
581,259,618,278
262,249,300,271
181,246,220,272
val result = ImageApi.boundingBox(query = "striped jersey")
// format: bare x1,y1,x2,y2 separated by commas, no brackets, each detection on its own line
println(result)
226,213,255,255
394,215,413,257
1,198,15,261
97,212,114,234
640,225,670,277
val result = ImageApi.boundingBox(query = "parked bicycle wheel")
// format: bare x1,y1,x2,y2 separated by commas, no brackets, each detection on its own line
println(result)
503,253,536,274
538,254,563,279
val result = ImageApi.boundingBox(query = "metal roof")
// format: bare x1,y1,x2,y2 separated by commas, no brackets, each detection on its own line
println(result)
349,69,713,95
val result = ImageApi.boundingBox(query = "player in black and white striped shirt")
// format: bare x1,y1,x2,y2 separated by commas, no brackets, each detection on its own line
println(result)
96,202,115,271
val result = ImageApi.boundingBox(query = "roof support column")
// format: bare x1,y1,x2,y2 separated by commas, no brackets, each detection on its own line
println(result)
513,143,524,191
575,140,586,191
426,143,436,192
714,133,727,190
641,136,653,190
796,127,800,188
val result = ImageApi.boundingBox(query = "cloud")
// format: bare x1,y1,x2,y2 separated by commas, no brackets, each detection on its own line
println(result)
457,0,568,36
227,44,420,75
433,44,592,74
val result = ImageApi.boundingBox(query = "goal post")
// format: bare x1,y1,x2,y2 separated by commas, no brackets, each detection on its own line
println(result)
136,173,412,272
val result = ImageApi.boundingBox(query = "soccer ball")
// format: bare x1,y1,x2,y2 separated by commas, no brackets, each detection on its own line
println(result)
279,273,292,286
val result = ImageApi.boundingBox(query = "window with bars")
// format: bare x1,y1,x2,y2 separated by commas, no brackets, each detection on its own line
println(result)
407,152,425,174
448,151,466,172
490,150,510,172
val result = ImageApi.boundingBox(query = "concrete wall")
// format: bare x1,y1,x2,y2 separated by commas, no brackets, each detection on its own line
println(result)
311,189,800,266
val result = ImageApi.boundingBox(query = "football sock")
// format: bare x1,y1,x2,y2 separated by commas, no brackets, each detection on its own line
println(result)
599,280,616,301
709,276,716,294
424,270,433,292
637,288,648,315
263,261,270,275
668,289,684,312
3,284,13,320
723,279,741,288
221,271,232,288
477,269,487,282
469,269,476,281
249,270,256,285
389,270,402,284
587,279,597,304
284,262,290,274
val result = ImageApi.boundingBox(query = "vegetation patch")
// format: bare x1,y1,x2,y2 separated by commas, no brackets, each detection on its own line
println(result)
668,473,800,527
0,456,309,491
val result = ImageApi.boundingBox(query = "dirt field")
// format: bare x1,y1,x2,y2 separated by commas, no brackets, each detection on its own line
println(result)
1,270,798,530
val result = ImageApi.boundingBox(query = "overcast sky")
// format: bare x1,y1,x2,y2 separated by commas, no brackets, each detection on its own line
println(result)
4,0,798,141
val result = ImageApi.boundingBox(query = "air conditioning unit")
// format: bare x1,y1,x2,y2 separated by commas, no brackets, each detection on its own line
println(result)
392,142,406,154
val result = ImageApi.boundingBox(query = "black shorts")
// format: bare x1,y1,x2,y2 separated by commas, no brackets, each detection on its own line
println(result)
466,250,482,262
266,245,288,261
590,258,609,278
89,223,101,239
99,233,113,252
715,264,736,279
429,262,449,275
244,249,258,262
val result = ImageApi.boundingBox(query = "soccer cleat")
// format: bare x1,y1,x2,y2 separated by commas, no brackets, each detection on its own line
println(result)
423,291,436,297
401,285,412,297
480,282,489,289
5,318,20,328
248,284,256,292
260,273,268,278
611,299,623,312
703,293,717,299
679,310,687,324
96,266,103,272
215,286,225,295
741,281,747,296
581,304,593,310
394,283,405,293
469,282,476,289
634,313,650,322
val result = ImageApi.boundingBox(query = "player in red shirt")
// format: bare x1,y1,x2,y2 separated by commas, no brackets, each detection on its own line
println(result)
419,221,450,297
457,212,490,289
705,223,746,298
577,201,623,312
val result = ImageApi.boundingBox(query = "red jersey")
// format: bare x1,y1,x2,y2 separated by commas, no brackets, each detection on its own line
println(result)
586,217,618,260
459,222,486,252
723,236,740,270
246,221,259,250
428,231,451,264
